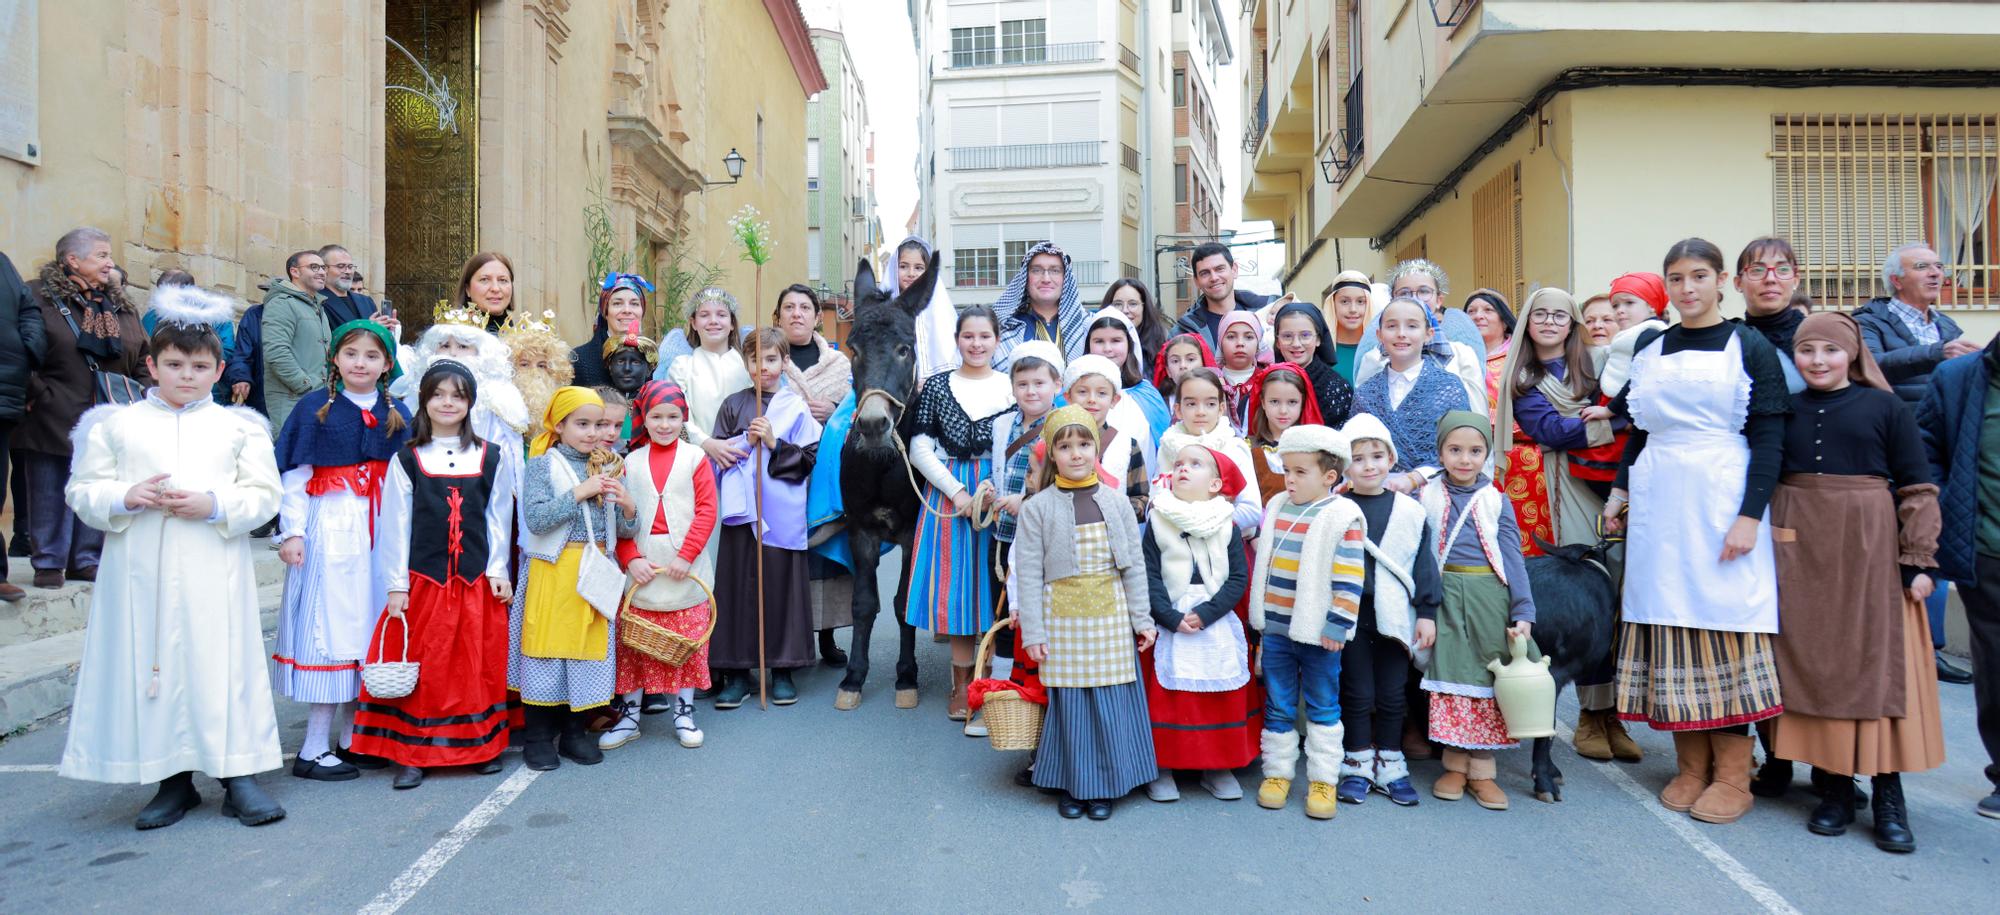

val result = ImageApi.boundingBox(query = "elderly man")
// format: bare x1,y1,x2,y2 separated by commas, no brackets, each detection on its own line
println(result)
260,250,331,434
1859,242,1981,687
1171,242,1270,349
316,245,377,330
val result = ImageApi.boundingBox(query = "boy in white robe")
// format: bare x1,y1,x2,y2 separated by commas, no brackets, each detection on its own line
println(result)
60,285,287,829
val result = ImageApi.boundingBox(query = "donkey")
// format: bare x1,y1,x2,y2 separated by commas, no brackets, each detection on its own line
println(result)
830,253,939,711
1523,535,1621,803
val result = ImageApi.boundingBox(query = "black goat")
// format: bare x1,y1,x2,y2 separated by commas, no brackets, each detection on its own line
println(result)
1523,536,1620,803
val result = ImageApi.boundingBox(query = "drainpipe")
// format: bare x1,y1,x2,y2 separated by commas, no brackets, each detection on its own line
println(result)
1137,2,1153,294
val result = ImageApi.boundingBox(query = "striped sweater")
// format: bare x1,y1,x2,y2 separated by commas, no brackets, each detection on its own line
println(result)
1249,494,1368,644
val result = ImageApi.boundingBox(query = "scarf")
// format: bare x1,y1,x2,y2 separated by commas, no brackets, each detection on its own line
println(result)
1793,311,1892,392
1744,305,1806,356
996,242,1087,366
1243,362,1325,435
40,261,129,361
1150,332,1219,389
1149,487,1236,540
531,386,604,457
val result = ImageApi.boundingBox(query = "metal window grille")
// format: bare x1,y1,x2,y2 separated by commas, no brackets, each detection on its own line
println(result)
1472,162,1523,307
947,141,1103,171
1773,114,2000,310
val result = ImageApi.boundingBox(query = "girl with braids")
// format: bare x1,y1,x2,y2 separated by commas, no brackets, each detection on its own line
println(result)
271,321,410,782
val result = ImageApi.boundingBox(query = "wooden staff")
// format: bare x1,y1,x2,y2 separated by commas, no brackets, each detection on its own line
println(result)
753,337,769,711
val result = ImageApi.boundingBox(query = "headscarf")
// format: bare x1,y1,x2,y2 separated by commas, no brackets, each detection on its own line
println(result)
1495,287,1611,473
419,359,479,411
530,386,604,457
1243,362,1324,437
1436,409,1494,451
1793,312,1892,392
626,380,690,452
1151,331,1218,389
596,272,654,333
1610,272,1668,318
327,318,404,391
995,241,1087,366
1041,404,1103,491
1463,288,1517,337
1087,305,1144,381
1271,301,1340,367
1215,310,1267,367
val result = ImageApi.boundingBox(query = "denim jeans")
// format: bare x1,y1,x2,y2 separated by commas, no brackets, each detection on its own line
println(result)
1262,635,1342,733
1926,583,1951,651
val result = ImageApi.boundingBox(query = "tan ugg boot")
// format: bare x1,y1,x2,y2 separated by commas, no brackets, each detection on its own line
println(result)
1258,729,1299,809
1691,732,1756,824
948,663,973,721
1660,731,1714,812
1604,714,1644,762
1571,709,1613,761
1466,752,1508,811
1433,748,1469,801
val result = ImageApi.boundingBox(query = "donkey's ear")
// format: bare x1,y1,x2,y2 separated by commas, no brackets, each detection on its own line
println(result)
898,250,941,315
854,258,878,300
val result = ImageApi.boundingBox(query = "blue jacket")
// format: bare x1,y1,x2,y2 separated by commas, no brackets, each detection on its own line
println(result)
1916,338,1999,586
224,303,266,414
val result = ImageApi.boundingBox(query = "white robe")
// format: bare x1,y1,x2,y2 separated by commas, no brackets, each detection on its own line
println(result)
669,345,752,446
60,397,285,783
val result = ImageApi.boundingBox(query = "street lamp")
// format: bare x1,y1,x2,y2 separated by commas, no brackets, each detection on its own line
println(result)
699,148,747,189
817,282,832,302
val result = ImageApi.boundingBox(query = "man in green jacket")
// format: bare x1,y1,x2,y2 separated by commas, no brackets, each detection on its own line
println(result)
260,250,331,434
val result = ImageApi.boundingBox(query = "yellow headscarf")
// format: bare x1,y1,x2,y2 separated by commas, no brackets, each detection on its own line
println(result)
530,386,605,457
1042,404,1104,490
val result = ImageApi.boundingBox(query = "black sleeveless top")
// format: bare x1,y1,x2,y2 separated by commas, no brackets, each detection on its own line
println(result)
398,442,502,586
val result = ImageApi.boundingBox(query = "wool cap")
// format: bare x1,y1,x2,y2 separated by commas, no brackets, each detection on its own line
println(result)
1340,412,1398,466
1276,423,1349,469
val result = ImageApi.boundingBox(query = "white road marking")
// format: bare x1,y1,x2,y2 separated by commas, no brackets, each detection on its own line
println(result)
0,764,59,773
357,763,542,915
1556,723,1801,915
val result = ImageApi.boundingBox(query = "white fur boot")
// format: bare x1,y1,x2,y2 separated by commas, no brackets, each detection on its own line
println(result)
1374,748,1411,785
1304,722,1347,786
1340,747,1377,781
1260,729,1301,780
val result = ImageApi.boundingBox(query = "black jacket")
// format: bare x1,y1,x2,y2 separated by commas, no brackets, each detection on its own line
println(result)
1172,288,1269,349
1851,296,1966,407
319,290,375,331
0,252,48,420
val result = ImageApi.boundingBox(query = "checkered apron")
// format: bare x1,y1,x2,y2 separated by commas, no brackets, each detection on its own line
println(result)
1037,522,1137,688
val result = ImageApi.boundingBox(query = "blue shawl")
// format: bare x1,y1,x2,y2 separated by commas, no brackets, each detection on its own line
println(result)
1351,358,1469,473
275,387,412,473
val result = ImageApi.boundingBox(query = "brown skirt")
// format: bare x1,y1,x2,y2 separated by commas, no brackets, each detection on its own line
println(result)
1771,597,1945,776
1769,474,1906,719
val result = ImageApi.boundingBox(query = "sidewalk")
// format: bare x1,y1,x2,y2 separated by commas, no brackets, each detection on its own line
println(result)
0,540,287,736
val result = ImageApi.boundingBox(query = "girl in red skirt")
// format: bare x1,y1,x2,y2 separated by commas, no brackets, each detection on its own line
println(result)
352,361,516,789
607,381,718,750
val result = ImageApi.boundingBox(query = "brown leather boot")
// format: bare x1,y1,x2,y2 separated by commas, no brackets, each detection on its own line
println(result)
1660,731,1713,812
1571,709,1613,761
947,663,973,721
1604,714,1644,762
1691,732,1756,824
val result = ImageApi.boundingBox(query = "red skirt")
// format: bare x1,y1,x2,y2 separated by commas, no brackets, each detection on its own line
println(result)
1141,646,1264,769
615,601,714,694
351,575,510,767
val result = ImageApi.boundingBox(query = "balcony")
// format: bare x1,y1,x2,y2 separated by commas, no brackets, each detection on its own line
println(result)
947,41,1101,71
1243,83,1268,155
1072,259,1109,285
948,141,1104,171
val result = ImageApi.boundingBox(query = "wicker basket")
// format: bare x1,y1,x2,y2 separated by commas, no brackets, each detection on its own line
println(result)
361,613,419,699
617,574,718,668
973,615,1043,752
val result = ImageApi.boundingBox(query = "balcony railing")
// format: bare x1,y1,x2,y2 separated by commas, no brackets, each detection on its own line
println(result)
1119,44,1141,74
1072,259,1109,285
1243,84,1268,154
948,141,1104,171
1121,143,1140,172
948,41,1101,70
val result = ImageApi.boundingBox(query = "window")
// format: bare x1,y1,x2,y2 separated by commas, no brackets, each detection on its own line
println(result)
1173,0,1183,10
951,27,996,68
1173,68,1186,108
1003,239,1046,269
807,229,823,281
1472,162,1524,307
1774,114,2000,308
1001,19,1047,65
805,138,820,190
1318,44,1333,141
1175,164,1188,203
955,247,1001,287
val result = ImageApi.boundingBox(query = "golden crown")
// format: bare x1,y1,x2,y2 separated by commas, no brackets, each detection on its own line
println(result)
431,299,488,330
499,307,560,341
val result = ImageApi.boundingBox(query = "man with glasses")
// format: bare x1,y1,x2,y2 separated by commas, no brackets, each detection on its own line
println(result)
260,250,333,433
1857,243,1976,408
315,245,375,331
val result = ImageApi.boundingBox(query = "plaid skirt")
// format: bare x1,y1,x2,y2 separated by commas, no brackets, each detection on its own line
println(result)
1614,622,1783,731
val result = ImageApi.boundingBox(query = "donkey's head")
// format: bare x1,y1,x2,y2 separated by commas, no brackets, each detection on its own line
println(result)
846,252,938,448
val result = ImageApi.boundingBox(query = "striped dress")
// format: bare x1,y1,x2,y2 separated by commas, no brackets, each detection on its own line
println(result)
906,370,1013,635
1031,522,1158,800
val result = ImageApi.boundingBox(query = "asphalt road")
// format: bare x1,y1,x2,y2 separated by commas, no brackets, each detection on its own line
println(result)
1,554,1995,912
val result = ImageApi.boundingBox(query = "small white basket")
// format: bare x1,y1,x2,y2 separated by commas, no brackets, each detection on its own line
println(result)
361,614,420,699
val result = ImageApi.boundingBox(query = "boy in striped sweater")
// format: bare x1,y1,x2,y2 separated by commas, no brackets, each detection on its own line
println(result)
1247,424,1368,820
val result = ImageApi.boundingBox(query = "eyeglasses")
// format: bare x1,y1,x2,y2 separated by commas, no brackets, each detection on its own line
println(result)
1277,331,1317,345
1529,311,1571,325
1397,286,1439,300
327,264,355,273
1903,260,1945,273
302,264,327,272
1741,264,1796,280
1028,268,1065,279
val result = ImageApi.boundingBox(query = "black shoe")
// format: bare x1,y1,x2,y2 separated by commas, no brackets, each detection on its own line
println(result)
1871,774,1916,853
819,630,848,667
1086,799,1114,821
713,673,752,710
693,684,721,701
219,776,286,826
134,772,200,830
334,746,391,770
523,741,560,771
6,535,29,558
1935,651,1974,685
1750,757,1794,798
65,565,97,582
475,758,504,775
1058,794,1086,819
770,669,799,706
1015,768,1036,789
291,752,360,781
641,693,673,715
392,766,424,790
520,706,561,771
1807,769,1856,836
557,711,604,765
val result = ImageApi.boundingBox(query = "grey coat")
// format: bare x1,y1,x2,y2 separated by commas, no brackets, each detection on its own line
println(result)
1012,483,1154,650
260,280,330,434
1852,297,1965,407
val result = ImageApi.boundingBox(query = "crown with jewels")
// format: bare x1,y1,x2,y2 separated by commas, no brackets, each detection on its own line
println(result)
431,299,488,330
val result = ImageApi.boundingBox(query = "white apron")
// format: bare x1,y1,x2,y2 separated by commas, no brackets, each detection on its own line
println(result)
1622,332,1778,633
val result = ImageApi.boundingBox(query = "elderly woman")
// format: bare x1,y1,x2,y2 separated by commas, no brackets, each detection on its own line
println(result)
773,283,856,666
1463,289,1515,423
20,227,150,589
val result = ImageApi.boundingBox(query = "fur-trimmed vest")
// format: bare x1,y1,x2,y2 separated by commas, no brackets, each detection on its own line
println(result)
624,440,714,612
523,452,616,563
1361,492,1428,658
1419,478,1508,586
1249,494,1365,645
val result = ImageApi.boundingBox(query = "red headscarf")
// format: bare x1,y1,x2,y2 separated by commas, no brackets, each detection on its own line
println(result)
1186,444,1247,499
626,380,689,453
1610,272,1668,318
1150,332,1219,390
1243,362,1324,438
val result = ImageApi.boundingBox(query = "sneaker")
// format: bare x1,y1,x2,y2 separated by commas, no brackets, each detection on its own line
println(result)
1979,790,2000,820
1377,777,1421,807
1146,771,1181,802
641,693,673,715
598,701,640,750
769,669,799,706
672,699,705,749
963,710,989,739
1200,769,1243,800
1337,776,1370,805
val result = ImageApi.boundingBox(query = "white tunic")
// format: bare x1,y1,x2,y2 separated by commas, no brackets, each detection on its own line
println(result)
669,345,753,446
60,396,285,783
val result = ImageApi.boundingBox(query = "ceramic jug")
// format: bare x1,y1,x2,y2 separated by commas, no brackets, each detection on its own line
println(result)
1487,633,1556,739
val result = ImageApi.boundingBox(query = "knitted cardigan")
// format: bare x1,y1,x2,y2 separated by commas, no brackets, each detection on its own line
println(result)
1352,358,1471,473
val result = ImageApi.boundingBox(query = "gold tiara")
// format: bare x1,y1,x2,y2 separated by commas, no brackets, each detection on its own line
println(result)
499,308,560,341
431,299,488,330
